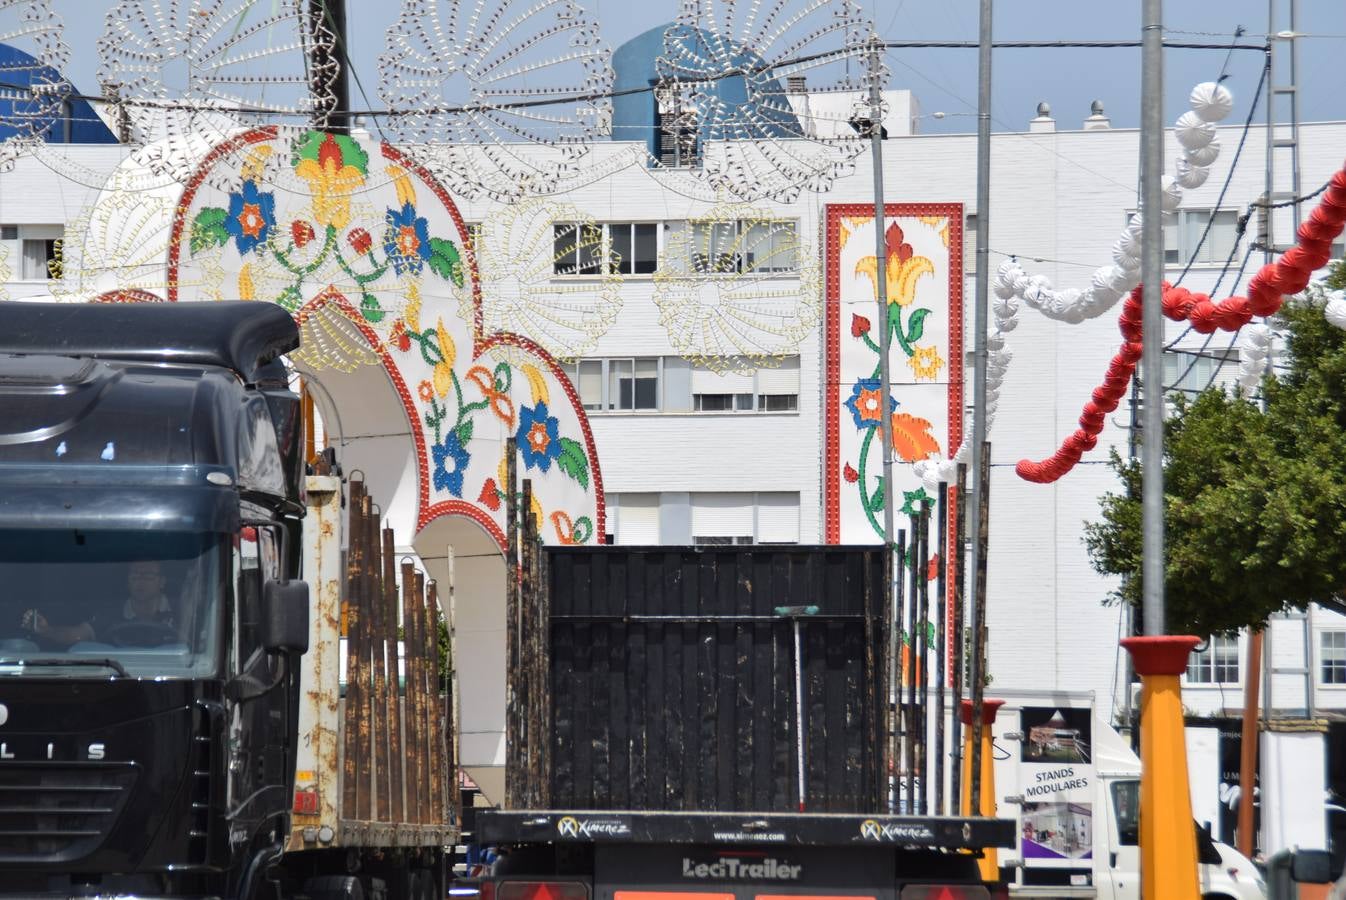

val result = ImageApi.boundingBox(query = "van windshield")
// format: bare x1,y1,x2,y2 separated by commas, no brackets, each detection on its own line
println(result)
0,530,224,677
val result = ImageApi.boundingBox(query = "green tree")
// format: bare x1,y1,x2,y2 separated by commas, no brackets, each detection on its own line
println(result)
1084,263,1346,635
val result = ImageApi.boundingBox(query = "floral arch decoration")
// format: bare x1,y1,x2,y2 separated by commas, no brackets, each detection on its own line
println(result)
166,126,605,548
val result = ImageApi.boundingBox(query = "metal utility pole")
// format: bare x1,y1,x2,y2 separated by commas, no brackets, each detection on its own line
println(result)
866,32,903,808
308,0,350,132
964,0,994,811
1140,0,1165,636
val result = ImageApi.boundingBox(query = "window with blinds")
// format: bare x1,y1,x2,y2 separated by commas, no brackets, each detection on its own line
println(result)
691,491,800,545
611,493,660,545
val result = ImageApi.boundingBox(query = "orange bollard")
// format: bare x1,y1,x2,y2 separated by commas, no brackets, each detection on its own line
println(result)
960,698,1004,882
1121,636,1202,900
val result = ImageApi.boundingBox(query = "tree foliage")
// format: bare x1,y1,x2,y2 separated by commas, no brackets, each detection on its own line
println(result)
1084,264,1346,635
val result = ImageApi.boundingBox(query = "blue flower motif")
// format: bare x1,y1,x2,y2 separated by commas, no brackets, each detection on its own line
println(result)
845,378,897,430
225,179,275,256
432,430,470,497
516,401,562,473
385,201,433,275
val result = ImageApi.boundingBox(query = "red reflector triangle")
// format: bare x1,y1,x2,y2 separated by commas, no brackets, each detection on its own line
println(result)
531,884,555,900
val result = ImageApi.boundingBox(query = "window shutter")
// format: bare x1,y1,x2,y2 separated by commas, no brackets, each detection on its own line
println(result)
692,364,753,393
756,492,799,543
691,492,753,537
756,356,800,395
614,493,660,544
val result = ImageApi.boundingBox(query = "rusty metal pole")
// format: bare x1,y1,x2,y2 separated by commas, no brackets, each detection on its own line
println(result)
504,438,520,807
969,443,991,815
383,527,404,822
426,580,445,824
1238,630,1263,857
367,502,390,821
949,464,967,811
401,560,424,824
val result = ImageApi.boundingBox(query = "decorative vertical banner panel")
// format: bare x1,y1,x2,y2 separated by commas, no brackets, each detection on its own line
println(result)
165,127,603,547
824,203,963,544
824,204,963,686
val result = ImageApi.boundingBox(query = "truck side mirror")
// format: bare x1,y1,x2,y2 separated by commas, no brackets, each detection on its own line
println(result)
1291,848,1333,883
263,579,310,654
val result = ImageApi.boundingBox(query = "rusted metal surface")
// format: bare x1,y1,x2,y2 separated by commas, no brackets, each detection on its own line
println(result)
296,473,457,851
503,438,520,808
287,474,343,853
341,478,367,820
949,464,967,810
382,527,404,823
969,443,991,813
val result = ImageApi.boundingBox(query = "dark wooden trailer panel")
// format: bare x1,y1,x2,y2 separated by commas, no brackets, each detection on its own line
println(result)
533,545,890,814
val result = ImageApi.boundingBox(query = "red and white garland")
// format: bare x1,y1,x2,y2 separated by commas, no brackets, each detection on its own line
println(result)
1017,161,1346,483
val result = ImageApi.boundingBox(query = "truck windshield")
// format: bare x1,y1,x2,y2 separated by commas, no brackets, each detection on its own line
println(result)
0,529,223,677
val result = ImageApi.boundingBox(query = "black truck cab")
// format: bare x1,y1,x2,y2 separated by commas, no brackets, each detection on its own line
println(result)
0,301,309,899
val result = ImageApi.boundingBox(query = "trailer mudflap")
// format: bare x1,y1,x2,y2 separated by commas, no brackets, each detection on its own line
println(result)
479,811,1016,851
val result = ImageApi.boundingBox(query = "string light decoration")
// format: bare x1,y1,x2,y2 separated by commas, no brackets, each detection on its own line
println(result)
467,198,623,361
378,0,613,201
654,0,874,202
97,1,337,185
0,0,70,160
653,204,821,372
52,145,224,302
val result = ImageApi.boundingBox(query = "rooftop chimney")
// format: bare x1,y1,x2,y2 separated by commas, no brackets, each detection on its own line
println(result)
1083,99,1111,131
1029,100,1055,133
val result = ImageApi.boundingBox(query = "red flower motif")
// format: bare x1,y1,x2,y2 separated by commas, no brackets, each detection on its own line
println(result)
291,220,315,248
478,477,501,511
927,554,941,582
851,313,871,337
348,227,372,255
843,462,859,483
389,319,411,353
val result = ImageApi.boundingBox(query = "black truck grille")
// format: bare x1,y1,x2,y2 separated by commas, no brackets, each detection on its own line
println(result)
0,762,137,862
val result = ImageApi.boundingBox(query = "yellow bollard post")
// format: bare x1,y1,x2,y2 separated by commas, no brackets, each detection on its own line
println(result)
1121,635,1202,900
959,698,1004,883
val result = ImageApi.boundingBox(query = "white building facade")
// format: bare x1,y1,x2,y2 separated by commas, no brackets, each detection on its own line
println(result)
8,97,1346,856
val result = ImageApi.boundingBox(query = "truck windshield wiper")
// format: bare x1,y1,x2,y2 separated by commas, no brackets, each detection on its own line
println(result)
0,657,129,677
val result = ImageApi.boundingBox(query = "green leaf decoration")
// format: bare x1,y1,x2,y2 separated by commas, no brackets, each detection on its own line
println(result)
427,237,464,287
292,131,369,175
572,516,594,544
277,284,302,312
189,208,229,254
905,308,931,346
556,437,589,489
359,292,385,323
455,420,474,446
866,478,885,512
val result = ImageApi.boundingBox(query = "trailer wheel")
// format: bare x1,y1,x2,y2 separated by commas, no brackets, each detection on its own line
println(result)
304,874,366,900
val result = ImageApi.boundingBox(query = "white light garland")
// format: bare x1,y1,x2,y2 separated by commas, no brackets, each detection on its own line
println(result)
993,81,1235,324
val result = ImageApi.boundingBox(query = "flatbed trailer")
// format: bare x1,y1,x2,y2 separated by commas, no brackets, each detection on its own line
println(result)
478,540,1018,899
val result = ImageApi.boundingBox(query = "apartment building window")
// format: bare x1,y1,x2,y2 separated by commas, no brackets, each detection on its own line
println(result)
1163,350,1226,396
5,225,62,281
560,357,660,412
607,223,659,275
1165,209,1238,267
691,491,799,545
1186,634,1239,684
666,218,799,275
1321,631,1346,685
691,356,800,413
553,222,658,276
553,222,604,275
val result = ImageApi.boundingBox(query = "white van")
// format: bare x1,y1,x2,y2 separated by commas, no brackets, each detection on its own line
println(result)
985,691,1266,900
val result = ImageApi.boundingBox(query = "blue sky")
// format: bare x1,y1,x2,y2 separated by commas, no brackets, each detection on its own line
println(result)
50,1,1346,136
